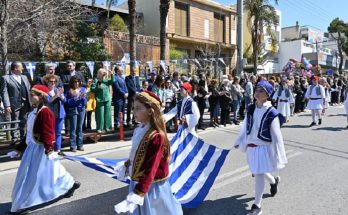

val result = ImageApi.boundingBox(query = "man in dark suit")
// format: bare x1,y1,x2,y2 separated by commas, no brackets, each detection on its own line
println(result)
0,62,32,142
112,66,128,129
36,64,63,88
60,60,86,92
60,60,86,135
125,69,140,126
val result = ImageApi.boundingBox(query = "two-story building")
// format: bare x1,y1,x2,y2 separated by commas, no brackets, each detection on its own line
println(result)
132,0,237,75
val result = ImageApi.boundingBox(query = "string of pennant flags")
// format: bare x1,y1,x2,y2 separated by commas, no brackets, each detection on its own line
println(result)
5,57,228,81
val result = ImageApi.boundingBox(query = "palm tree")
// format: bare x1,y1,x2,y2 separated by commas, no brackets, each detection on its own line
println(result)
244,0,279,74
128,0,136,74
159,0,170,74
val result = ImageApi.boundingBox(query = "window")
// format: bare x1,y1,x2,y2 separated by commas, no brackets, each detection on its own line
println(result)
204,19,209,39
175,2,188,36
214,13,225,42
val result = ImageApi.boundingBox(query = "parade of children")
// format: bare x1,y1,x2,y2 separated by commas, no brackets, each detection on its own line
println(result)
1,60,348,215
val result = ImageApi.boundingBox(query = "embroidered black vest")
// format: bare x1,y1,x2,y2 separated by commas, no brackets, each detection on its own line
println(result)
246,104,285,142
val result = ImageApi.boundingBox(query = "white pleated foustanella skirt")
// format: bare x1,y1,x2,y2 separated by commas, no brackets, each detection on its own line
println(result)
129,180,183,215
246,144,276,174
306,98,323,110
277,101,291,117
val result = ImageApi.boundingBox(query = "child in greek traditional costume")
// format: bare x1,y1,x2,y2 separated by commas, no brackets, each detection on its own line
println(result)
163,82,200,136
235,80,287,215
305,76,326,127
7,85,80,215
272,77,294,122
114,91,182,215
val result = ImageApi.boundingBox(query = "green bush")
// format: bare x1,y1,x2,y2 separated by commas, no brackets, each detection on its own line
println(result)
109,15,128,32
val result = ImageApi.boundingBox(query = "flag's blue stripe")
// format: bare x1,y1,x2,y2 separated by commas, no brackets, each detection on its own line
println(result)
170,133,194,165
168,138,204,185
82,163,115,175
181,149,229,208
169,126,184,146
96,157,127,167
175,144,215,199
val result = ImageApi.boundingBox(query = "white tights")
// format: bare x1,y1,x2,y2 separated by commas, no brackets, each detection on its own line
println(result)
311,109,321,123
254,173,276,207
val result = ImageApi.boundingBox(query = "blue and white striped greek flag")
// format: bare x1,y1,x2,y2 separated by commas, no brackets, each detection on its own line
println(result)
65,127,229,208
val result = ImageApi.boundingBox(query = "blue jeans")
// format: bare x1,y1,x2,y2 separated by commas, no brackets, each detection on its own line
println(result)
55,118,64,151
113,99,126,126
69,110,85,149
233,100,241,121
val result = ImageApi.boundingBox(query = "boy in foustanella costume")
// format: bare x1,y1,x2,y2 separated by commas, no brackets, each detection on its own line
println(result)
234,80,287,215
6,85,80,215
114,91,183,215
305,76,326,127
163,82,200,136
272,77,294,123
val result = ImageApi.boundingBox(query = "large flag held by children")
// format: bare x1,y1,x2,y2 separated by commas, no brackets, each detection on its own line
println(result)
65,127,229,208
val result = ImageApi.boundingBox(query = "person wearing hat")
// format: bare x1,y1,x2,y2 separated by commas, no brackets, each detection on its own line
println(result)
234,80,287,215
7,85,80,214
163,82,200,136
305,76,326,127
272,77,294,123
114,91,183,215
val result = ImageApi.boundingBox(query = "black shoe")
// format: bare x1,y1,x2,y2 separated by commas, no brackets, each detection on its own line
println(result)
65,181,81,198
70,148,77,152
247,204,262,215
309,122,316,127
346,125,348,129
214,122,220,127
233,120,240,125
270,176,280,197
57,151,66,156
318,119,322,125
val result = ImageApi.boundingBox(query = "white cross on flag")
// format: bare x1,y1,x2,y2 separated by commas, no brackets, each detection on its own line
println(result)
102,61,111,71
24,62,36,81
86,61,95,77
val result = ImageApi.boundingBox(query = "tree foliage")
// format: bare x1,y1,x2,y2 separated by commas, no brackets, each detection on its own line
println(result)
244,0,279,74
70,22,110,61
109,15,128,32
0,0,94,74
328,17,348,72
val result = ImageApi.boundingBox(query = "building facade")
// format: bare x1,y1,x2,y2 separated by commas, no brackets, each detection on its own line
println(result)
134,0,237,76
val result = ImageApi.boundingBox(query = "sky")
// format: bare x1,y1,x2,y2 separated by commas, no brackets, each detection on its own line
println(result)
216,0,348,32
93,0,348,33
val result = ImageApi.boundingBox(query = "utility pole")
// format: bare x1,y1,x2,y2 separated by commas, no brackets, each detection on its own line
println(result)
236,0,243,76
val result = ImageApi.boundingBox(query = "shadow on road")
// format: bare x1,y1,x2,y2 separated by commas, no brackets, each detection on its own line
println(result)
282,124,309,128
0,186,129,215
184,194,253,215
313,126,347,132
327,114,346,117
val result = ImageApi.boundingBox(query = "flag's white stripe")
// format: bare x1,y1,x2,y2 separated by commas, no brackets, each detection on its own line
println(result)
169,137,198,174
178,149,223,203
170,130,189,155
85,157,105,166
170,141,210,193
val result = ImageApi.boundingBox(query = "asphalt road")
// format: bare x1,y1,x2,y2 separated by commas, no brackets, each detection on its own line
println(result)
0,105,347,215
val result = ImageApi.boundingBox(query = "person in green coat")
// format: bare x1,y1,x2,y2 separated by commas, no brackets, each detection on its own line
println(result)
91,68,114,133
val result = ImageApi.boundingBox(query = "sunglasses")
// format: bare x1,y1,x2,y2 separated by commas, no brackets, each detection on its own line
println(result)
49,80,57,83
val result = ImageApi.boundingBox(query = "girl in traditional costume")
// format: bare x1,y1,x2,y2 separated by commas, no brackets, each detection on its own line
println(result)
7,85,80,215
114,91,183,215
234,80,287,215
